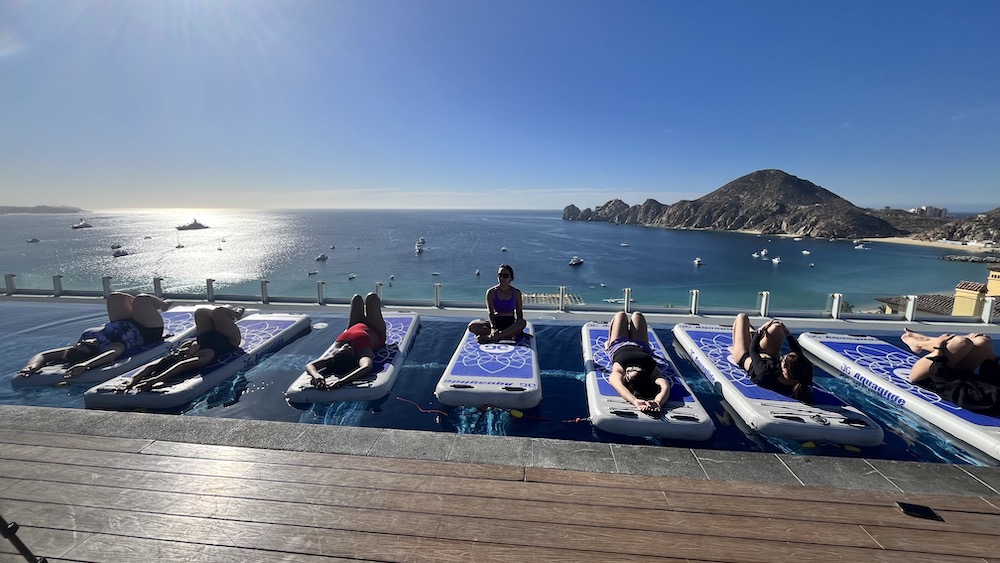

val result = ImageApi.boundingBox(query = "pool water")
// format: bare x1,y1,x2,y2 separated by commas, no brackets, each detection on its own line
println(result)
1,301,995,466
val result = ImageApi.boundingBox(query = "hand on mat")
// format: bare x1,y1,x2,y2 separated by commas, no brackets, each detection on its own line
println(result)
311,376,330,390
635,399,660,414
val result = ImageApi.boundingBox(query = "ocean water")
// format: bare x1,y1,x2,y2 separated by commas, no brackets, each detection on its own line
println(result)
0,208,991,310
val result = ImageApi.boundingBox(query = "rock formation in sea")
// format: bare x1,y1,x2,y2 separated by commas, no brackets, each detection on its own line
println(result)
563,169,904,239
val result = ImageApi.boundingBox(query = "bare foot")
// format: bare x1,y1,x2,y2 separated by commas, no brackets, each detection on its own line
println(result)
225,305,245,320
161,299,175,311
900,328,922,353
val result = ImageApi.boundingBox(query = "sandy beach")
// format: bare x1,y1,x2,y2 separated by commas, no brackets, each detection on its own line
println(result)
871,237,997,252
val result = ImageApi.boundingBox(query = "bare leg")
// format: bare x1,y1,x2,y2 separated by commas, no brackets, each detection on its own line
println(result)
630,312,649,345
901,329,949,354
106,292,135,321
729,313,753,366
468,319,492,337
494,318,526,340
129,294,169,329
210,307,243,348
347,294,366,327
363,293,387,345
758,321,785,357
608,311,631,347
194,307,215,334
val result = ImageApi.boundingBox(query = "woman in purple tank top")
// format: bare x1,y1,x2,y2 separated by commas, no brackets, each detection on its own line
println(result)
468,264,526,344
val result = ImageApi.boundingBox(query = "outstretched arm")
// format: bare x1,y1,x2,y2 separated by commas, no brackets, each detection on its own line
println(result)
65,345,125,379
326,356,374,389
20,347,71,374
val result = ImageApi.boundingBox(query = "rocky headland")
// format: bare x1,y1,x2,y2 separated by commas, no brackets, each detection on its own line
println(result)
563,169,996,241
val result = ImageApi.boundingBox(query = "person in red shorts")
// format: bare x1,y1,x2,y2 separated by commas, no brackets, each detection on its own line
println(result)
307,293,388,390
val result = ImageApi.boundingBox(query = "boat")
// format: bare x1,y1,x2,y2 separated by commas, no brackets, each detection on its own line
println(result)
71,219,92,229
751,252,759,258
854,244,867,250
771,257,781,264
306,271,318,276
330,245,335,249
793,237,803,241
111,244,121,250
501,246,508,252
801,250,811,255
348,273,356,280
568,256,584,266
414,241,423,253
315,253,328,261
176,219,209,231
112,249,128,257
760,248,768,256
602,298,636,304
475,269,480,276
620,242,630,247
26,238,39,243
693,257,703,266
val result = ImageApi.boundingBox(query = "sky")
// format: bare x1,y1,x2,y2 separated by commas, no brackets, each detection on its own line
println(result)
1,1,998,212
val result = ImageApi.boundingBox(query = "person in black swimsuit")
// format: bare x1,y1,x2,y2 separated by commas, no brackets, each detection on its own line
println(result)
604,311,669,415
729,313,814,402
903,329,1000,415
123,305,244,391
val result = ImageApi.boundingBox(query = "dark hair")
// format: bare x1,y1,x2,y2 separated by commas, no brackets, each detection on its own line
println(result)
623,367,659,400
63,343,96,365
325,347,358,376
497,264,514,280
786,354,814,403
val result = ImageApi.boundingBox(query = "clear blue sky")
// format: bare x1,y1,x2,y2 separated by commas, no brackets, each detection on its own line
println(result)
2,1,998,211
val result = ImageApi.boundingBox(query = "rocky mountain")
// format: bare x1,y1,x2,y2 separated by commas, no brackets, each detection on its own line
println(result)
563,169,904,239
0,205,85,215
910,207,1000,242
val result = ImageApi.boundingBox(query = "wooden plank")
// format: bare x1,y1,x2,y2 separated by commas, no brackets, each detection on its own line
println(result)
61,533,366,563
0,443,257,479
366,489,880,549
525,466,1000,513
864,524,1000,559
141,440,526,481
0,428,152,453
431,514,983,563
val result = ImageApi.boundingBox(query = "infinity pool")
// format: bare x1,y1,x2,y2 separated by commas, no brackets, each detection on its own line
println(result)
1,300,995,466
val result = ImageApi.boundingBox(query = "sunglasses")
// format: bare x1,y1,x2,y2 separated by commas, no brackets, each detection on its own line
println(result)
498,273,511,278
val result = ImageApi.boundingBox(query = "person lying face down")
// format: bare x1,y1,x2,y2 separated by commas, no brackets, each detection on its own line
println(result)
729,313,814,403
123,305,244,391
604,311,670,415
307,293,388,390
19,292,172,380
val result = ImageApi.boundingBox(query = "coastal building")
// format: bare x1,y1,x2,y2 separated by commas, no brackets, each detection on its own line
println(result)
875,265,1000,317
908,205,950,218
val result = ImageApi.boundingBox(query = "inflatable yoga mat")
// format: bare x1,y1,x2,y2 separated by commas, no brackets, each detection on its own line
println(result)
672,323,884,447
11,306,202,388
84,313,311,411
582,322,714,440
285,312,420,403
435,322,540,409
799,331,1000,462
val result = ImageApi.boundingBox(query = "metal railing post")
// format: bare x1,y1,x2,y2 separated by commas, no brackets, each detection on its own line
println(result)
689,289,700,315
982,296,996,324
206,279,216,303
375,281,382,300
758,291,770,318
52,275,63,297
101,276,112,298
153,277,164,298
316,281,326,305
905,295,918,322
624,288,632,313
4,274,14,295
434,283,442,308
558,286,566,312
830,293,843,320
260,280,270,305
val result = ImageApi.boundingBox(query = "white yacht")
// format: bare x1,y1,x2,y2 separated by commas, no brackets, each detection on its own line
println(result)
315,253,328,261
71,219,92,229
568,256,584,266
801,250,811,255
693,257,703,266
176,219,209,231
771,257,782,264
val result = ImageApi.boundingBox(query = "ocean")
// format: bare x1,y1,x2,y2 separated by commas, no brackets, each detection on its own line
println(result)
0,208,990,311
2,209,997,464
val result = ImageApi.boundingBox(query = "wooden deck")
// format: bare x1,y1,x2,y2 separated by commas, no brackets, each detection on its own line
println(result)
2,428,1000,562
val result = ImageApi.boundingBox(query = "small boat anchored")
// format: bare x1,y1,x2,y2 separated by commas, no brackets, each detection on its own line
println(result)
568,256,584,266
112,249,128,258
771,257,782,264
693,257,703,266
26,238,39,243
315,253,328,261
71,219,92,229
